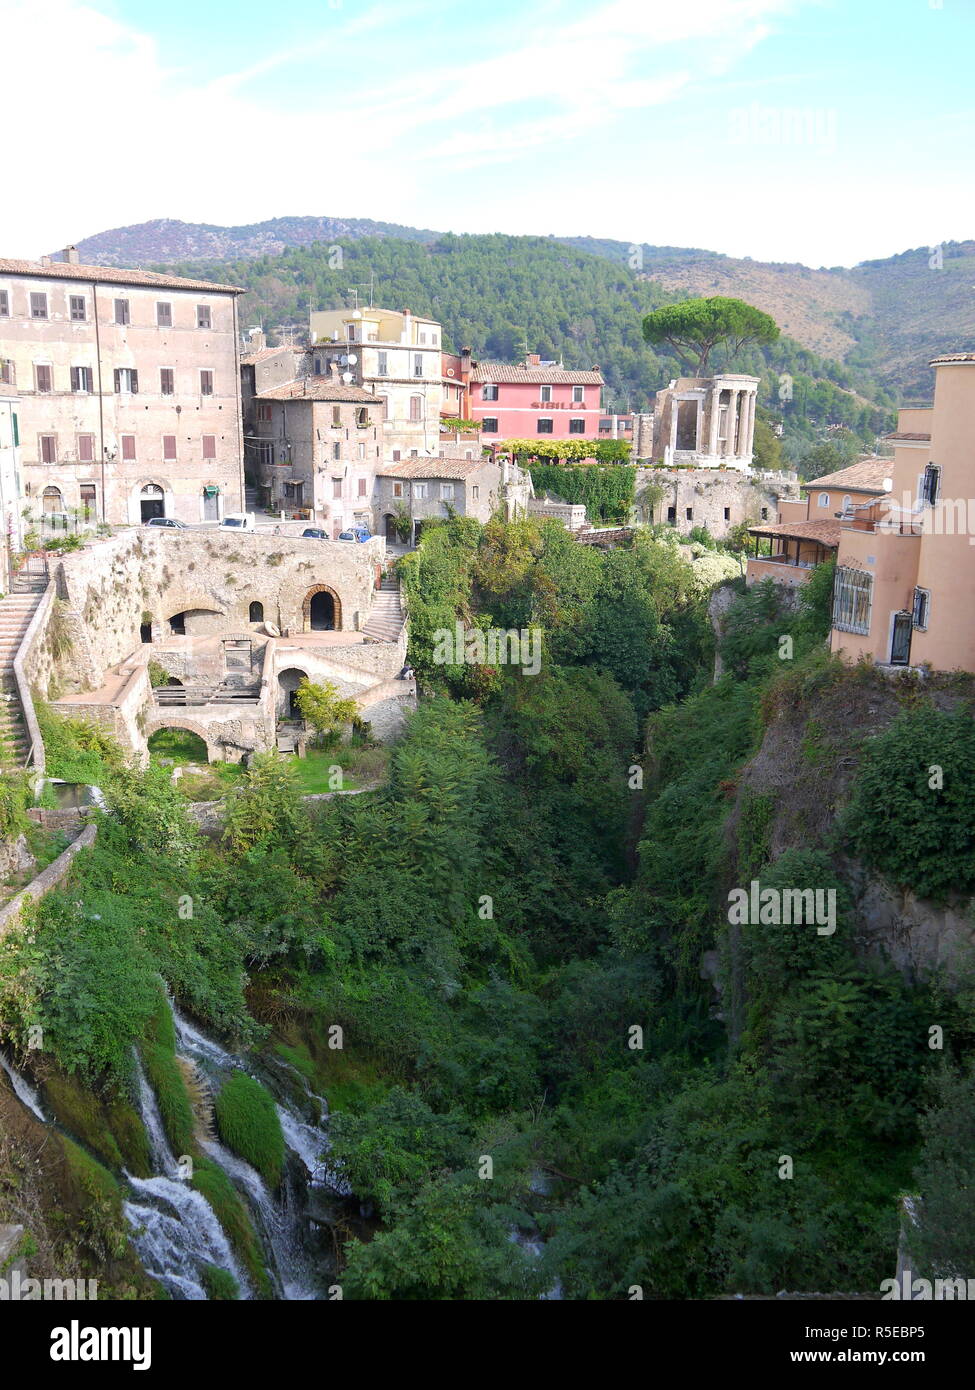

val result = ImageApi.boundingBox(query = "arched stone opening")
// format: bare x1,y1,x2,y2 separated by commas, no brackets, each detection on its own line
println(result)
249,600,264,623
277,667,309,719
302,584,341,632
146,720,214,763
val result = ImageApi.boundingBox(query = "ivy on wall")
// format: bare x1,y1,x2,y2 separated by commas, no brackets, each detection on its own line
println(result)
528,464,636,525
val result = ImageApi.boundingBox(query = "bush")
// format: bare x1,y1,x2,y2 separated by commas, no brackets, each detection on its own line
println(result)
845,704,975,900
214,1072,284,1187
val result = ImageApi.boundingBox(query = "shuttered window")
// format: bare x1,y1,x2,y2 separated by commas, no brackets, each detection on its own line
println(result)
202,435,216,460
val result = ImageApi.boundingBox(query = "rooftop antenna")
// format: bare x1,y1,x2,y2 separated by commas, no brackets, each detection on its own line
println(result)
347,273,377,309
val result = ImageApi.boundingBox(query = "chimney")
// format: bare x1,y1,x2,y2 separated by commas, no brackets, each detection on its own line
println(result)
39,255,51,268
526,353,541,367
64,246,80,265
329,360,339,380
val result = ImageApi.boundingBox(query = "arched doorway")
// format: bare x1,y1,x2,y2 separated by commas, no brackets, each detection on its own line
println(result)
385,513,397,541
147,724,210,764
249,601,264,623
302,584,341,632
140,483,165,522
277,668,308,719
42,486,63,515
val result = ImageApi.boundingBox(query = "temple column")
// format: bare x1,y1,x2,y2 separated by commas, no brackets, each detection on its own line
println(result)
707,386,721,457
745,391,757,460
726,391,740,458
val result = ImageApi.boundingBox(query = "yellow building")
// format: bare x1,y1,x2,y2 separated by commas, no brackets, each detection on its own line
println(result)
308,306,445,458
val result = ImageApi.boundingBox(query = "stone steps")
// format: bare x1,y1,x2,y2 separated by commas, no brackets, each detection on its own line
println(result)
0,592,43,767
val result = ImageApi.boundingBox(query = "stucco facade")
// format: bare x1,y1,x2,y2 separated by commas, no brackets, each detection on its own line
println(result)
829,361,975,672
0,250,245,527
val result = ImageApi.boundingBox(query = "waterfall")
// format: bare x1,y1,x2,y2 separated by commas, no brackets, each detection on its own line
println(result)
125,1177,247,1302
0,1050,47,1123
171,1001,340,1298
125,1049,250,1301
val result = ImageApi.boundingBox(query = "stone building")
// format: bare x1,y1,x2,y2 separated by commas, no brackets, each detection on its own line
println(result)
649,375,760,470
637,466,798,541
373,455,530,544
308,306,446,458
0,249,245,526
528,492,587,530
0,381,22,571
249,366,383,531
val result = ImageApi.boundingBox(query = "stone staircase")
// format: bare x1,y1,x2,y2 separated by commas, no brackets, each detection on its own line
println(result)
360,572,405,643
0,591,43,768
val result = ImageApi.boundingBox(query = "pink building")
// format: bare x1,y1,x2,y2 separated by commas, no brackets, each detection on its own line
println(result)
463,351,604,442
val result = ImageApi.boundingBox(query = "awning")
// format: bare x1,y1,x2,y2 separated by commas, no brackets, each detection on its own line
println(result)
204,485,220,497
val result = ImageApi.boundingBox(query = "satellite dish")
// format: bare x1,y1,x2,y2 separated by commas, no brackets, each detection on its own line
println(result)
352,310,362,319
342,372,353,384
347,353,358,365
340,354,349,365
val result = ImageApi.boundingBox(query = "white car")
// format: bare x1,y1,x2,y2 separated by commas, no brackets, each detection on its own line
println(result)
218,512,256,531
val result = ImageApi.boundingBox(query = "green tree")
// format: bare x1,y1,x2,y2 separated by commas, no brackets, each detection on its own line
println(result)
642,297,779,372
294,678,359,746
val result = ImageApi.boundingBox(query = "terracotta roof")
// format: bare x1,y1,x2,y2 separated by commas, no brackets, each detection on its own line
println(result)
930,353,975,365
0,256,244,294
804,458,892,494
255,376,378,403
749,518,842,546
379,458,487,480
241,347,292,365
886,431,931,442
469,361,603,385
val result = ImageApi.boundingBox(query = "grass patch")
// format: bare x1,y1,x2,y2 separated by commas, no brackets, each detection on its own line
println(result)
289,745,388,795
147,728,209,763
42,1070,150,1177
139,994,193,1156
214,1073,284,1187
202,1263,240,1300
191,1157,272,1298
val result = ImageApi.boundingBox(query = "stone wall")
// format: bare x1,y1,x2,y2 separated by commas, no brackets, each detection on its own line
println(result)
0,825,97,938
34,529,385,696
635,466,799,541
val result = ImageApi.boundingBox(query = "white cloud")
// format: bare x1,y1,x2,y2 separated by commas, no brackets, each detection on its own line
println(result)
5,0,854,263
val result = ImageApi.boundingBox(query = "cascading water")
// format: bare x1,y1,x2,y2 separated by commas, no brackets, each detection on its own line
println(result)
0,1050,47,1123
171,1002,344,1298
124,1053,249,1301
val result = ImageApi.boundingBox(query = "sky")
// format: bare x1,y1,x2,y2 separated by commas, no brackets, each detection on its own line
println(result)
6,0,975,268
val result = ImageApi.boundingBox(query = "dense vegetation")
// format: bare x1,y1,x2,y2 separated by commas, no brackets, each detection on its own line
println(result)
2,516,973,1298
162,234,895,457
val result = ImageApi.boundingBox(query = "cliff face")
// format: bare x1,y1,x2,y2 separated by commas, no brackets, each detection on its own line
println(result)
723,662,975,984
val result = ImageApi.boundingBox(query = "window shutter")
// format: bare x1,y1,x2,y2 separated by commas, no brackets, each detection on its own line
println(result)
114,368,120,392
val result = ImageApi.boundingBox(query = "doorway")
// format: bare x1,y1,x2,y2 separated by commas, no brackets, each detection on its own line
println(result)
890,612,913,666
309,590,334,630
203,486,219,521
140,484,165,522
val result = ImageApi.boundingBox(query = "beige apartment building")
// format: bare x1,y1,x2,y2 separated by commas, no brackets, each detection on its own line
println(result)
250,367,384,532
827,355,975,671
308,306,446,457
374,455,530,544
0,249,245,527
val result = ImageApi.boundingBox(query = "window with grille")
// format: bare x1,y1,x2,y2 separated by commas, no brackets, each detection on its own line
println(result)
832,566,873,634
913,586,930,631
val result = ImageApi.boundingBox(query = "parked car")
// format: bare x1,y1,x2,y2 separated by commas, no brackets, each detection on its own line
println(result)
337,526,372,543
219,512,256,531
143,516,186,529
301,527,329,540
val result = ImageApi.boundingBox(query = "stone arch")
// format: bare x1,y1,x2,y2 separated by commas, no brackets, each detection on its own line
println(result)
277,666,309,719
145,717,217,763
302,584,342,632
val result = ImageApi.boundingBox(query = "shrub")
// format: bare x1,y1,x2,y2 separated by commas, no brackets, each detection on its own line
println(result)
844,704,975,900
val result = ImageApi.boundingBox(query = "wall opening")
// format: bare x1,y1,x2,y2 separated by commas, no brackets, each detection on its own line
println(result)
302,585,341,632
249,601,264,623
